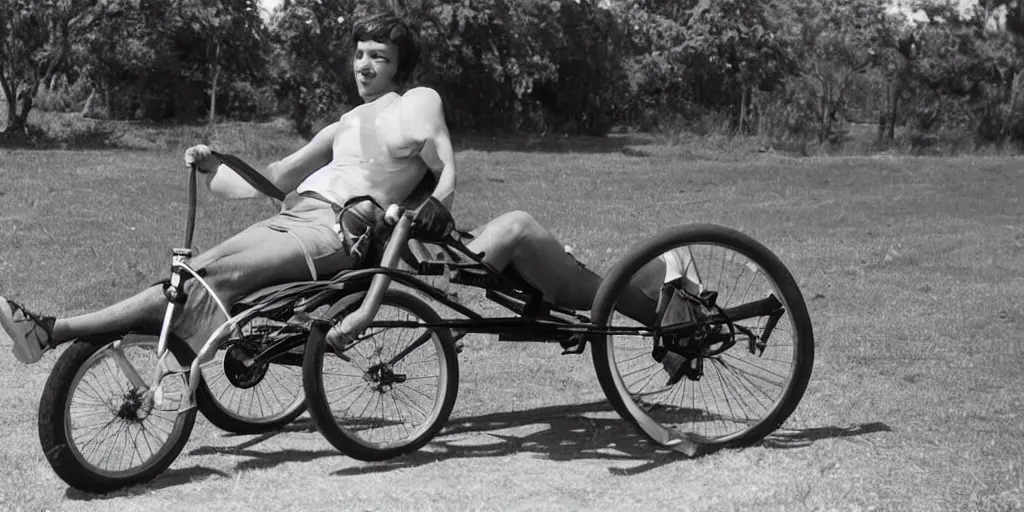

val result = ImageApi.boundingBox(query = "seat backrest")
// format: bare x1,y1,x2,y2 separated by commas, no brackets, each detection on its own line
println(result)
401,170,438,210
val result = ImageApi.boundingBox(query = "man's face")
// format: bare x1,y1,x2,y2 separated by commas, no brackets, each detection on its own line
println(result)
352,40,400,101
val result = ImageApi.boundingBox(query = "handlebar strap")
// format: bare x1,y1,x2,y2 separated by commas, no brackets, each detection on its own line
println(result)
210,151,287,201
409,196,457,242
336,196,389,268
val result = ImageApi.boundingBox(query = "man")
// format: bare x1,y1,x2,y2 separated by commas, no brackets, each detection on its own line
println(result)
2,13,452,362
3,13,706,385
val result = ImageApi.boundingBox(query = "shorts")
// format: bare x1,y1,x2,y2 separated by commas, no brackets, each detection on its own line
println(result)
251,192,348,281
170,192,351,351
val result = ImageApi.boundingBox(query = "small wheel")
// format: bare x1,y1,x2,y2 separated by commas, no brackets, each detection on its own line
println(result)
591,224,814,451
195,312,306,434
303,290,459,461
38,334,197,493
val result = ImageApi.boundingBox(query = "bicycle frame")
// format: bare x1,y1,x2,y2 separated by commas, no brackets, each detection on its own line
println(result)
126,161,786,415
169,203,788,413
110,166,240,412
112,156,289,414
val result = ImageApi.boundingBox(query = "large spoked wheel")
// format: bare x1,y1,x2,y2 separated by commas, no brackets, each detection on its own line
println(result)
591,224,814,452
195,312,307,434
303,290,459,462
38,334,197,493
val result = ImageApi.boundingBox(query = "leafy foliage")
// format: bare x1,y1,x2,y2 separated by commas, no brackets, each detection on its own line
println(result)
80,0,268,121
900,1,1024,150
10,0,1024,151
0,0,115,134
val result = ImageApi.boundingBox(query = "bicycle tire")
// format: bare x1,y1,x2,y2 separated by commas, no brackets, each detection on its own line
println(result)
194,313,307,434
38,334,198,493
303,290,459,461
590,224,814,451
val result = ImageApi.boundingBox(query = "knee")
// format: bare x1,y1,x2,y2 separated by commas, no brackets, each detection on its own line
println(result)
495,210,543,246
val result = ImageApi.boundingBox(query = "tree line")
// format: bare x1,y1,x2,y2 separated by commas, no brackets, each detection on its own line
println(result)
4,0,1024,151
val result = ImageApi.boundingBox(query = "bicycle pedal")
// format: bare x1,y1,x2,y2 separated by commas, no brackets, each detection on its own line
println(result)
696,290,719,309
749,337,767,356
559,334,586,355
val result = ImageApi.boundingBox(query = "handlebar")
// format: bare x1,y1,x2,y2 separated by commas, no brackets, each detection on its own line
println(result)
183,151,287,250
185,164,199,249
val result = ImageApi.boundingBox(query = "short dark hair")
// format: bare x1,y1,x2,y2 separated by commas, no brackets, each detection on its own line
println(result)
351,13,421,85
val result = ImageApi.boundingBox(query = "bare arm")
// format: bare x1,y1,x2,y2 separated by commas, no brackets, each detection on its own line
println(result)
401,88,456,209
265,122,339,194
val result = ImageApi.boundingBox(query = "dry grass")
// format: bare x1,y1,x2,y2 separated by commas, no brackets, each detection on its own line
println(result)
0,126,1023,511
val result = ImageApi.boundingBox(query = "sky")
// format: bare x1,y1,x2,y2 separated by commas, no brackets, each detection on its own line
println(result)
261,0,283,13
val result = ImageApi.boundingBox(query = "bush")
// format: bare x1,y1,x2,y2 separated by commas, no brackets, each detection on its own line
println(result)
224,81,281,122
35,75,92,113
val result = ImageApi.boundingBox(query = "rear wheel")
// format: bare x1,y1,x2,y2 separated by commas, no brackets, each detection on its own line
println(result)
303,290,459,461
38,334,197,493
195,312,307,434
591,224,814,452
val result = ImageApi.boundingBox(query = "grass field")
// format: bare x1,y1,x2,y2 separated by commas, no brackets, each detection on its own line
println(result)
1,127,1023,511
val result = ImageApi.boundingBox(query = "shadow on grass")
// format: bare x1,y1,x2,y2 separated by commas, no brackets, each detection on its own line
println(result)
451,133,654,156
322,401,889,477
186,419,340,472
151,407,892,481
64,466,230,501
62,421,328,499
758,422,893,450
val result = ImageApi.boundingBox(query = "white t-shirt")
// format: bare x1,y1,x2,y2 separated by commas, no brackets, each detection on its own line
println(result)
296,91,429,207
208,90,433,205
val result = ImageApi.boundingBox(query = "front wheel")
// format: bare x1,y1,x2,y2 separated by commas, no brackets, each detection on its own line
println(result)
591,224,814,452
303,290,459,462
38,334,197,493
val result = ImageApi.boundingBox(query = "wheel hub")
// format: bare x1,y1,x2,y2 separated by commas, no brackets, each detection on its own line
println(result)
224,345,269,389
364,364,407,392
115,388,150,421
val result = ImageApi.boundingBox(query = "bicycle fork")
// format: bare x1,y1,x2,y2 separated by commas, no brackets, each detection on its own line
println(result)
101,249,192,413
325,207,412,349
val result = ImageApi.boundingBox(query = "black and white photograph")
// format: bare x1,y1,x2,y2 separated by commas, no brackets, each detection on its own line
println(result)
0,0,1021,510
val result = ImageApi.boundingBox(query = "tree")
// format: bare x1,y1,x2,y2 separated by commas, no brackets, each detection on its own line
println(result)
875,33,916,143
603,1,690,129
681,0,795,133
778,0,901,143
0,0,116,135
178,0,268,126
270,0,360,138
527,0,629,135
903,1,1022,149
79,0,268,122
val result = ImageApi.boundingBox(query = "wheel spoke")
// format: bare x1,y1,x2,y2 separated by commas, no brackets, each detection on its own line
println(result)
598,233,810,448
53,335,195,487
311,293,454,458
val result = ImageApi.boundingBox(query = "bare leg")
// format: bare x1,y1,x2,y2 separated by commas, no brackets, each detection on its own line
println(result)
52,225,348,343
465,211,658,324
52,286,167,341
466,212,705,384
